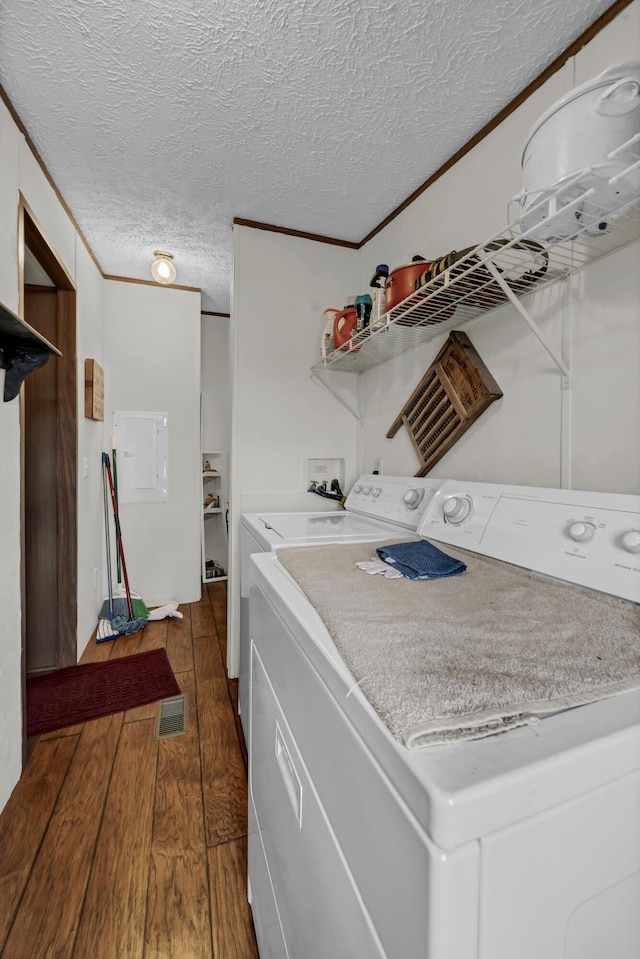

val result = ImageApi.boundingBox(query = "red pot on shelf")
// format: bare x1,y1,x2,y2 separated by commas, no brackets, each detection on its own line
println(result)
385,259,431,312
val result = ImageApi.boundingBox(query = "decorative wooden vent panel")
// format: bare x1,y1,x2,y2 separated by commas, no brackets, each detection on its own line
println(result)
387,331,502,477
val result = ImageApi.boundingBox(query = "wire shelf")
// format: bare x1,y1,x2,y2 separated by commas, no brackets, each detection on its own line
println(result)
311,188,640,376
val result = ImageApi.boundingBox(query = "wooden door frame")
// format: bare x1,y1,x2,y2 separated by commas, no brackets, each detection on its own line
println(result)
18,195,78,759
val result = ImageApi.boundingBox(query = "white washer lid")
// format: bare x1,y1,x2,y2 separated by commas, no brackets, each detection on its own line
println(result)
245,511,404,546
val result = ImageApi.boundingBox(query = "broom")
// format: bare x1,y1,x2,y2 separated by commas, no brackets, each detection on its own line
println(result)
98,452,150,622
97,452,120,642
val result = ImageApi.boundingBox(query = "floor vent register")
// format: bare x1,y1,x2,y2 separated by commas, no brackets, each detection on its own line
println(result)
154,694,189,740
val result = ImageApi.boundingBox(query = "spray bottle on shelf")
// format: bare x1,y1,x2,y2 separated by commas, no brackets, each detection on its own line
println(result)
369,264,389,329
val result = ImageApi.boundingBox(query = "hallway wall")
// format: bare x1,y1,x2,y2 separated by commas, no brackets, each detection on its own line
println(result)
0,98,202,814
0,96,106,812
228,226,360,675
0,98,23,814
103,280,202,606
201,314,231,455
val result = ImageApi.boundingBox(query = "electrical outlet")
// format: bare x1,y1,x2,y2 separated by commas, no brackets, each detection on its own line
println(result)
373,457,383,474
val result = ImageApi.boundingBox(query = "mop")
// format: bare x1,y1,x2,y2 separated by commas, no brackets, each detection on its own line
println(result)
96,453,121,642
97,452,182,641
96,452,148,639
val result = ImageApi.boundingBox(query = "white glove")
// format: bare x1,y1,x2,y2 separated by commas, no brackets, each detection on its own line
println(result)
147,602,184,620
355,558,404,579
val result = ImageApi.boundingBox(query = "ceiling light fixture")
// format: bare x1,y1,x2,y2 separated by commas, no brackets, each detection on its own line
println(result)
151,250,176,285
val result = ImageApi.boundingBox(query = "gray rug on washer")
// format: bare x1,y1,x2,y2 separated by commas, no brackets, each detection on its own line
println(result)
276,539,640,747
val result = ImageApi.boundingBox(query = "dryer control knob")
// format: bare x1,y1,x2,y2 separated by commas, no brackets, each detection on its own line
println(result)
362,486,371,495
568,521,596,543
403,487,425,510
354,485,362,494
443,495,472,524
372,487,382,497
621,529,640,553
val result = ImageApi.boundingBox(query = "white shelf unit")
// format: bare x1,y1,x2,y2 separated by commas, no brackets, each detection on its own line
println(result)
201,451,229,584
311,190,640,382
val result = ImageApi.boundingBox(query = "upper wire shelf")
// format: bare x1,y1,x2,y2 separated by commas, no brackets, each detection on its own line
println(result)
311,186,640,376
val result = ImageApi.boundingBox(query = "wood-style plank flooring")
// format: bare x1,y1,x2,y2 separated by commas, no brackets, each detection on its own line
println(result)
0,582,259,959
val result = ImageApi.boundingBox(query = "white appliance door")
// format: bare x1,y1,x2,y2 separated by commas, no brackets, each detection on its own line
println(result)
239,524,264,738
247,795,290,959
250,644,386,959
480,768,640,958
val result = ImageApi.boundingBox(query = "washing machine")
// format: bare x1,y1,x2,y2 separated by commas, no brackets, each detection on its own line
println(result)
239,473,445,740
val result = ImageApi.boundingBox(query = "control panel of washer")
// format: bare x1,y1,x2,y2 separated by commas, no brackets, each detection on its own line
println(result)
345,474,444,530
418,479,640,602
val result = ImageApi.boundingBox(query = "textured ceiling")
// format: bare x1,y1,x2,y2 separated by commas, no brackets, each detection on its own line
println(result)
0,0,617,312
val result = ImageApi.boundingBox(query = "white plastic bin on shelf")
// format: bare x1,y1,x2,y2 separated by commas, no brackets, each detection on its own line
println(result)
520,61,640,242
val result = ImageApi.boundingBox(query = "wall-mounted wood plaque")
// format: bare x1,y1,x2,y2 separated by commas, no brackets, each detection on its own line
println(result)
84,358,104,421
387,331,502,477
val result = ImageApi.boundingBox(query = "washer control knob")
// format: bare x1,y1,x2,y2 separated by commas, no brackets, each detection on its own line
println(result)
403,487,425,510
354,485,362,494
443,495,472,524
372,487,382,497
568,521,596,543
362,486,371,495
621,529,640,553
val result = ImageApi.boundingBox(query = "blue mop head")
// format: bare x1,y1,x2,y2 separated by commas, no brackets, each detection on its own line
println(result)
112,615,148,636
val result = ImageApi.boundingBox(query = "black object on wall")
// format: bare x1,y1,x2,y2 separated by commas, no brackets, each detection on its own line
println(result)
0,299,61,401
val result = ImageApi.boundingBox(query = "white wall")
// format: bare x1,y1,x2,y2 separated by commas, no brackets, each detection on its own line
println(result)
0,95,202,814
103,281,202,607
0,97,23,815
0,97,107,813
75,236,106,657
231,226,360,507
359,2,640,493
229,226,360,674
570,241,640,492
201,314,231,454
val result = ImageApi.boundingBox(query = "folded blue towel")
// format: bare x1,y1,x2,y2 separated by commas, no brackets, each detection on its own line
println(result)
376,540,467,580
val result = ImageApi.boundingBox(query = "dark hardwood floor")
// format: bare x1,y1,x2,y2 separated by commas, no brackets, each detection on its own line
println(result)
0,582,259,959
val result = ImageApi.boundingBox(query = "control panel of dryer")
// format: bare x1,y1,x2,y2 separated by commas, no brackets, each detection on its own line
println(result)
418,480,640,602
345,474,443,530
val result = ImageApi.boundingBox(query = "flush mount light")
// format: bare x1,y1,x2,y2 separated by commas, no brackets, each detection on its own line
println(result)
151,251,176,285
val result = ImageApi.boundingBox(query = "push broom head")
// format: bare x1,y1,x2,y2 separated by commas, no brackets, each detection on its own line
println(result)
98,595,150,620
